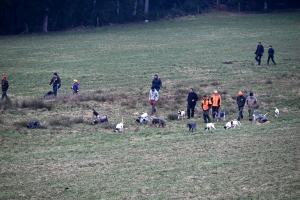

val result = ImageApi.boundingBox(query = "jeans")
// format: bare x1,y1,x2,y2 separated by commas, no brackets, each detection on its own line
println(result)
1,89,8,100
187,104,196,118
203,110,211,123
255,54,262,65
155,87,160,92
53,85,61,96
238,106,244,120
267,55,276,65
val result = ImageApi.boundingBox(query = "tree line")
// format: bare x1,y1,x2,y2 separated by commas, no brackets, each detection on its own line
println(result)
0,0,299,35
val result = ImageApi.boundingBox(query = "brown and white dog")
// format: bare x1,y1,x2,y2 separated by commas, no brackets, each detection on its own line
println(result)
178,110,185,120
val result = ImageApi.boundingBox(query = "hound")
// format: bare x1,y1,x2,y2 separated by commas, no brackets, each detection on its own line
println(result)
115,118,124,132
178,110,186,120
204,123,216,130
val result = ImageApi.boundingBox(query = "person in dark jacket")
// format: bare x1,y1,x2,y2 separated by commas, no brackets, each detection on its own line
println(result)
187,88,199,119
71,79,79,94
1,75,9,101
267,45,276,65
152,74,162,92
236,91,246,121
49,72,61,96
255,42,264,65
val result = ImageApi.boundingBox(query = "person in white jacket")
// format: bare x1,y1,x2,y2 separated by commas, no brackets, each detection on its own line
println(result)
149,87,159,115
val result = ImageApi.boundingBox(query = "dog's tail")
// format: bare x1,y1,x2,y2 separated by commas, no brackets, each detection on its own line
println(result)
264,112,268,116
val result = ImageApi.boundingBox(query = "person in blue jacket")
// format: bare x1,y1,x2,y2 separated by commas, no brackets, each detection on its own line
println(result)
255,42,264,65
152,74,162,92
71,79,79,94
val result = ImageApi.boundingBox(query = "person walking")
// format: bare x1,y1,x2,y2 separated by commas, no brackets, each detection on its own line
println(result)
152,74,162,92
255,42,264,65
210,90,222,119
1,75,9,101
246,92,257,121
201,95,212,123
71,79,79,94
149,87,159,115
49,72,61,96
267,45,276,65
187,88,198,119
236,91,246,121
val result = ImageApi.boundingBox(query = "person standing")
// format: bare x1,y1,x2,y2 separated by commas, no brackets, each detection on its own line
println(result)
246,92,258,121
71,79,79,94
236,91,246,121
49,72,61,96
187,88,198,119
255,42,264,65
267,45,276,65
210,90,222,119
1,75,9,101
152,74,162,92
149,87,159,115
201,95,212,123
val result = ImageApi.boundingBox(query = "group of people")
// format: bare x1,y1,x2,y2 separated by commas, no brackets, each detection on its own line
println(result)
255,42,276,66
149,73,258,123
49,72,79,96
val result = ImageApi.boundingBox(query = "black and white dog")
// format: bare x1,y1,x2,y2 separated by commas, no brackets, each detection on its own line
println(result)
151,118,166,127
213,111,226,122
187,122,197,132
136,113,151,124
224,120,241,129
93,115,108,124
27,121,40,128
178,110,185,120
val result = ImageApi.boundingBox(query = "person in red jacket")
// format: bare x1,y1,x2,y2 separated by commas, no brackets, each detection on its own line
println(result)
210,90,222,119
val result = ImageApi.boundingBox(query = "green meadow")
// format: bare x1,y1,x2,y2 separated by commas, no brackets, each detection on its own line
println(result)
0,12,300,199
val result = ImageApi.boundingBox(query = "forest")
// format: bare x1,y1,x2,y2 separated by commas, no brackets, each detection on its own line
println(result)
0,0,299,35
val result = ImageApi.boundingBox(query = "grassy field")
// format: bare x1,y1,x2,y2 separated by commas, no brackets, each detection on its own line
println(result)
1,12,300,199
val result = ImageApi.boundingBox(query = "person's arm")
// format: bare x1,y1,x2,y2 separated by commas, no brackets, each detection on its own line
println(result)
49,78,53,85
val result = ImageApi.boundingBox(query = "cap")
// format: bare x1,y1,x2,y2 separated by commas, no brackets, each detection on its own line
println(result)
2,75,7,79
238,91,243,96
74,79,78,82
214,90,218,94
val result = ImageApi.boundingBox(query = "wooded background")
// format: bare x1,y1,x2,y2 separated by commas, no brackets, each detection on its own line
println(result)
0,0,299,35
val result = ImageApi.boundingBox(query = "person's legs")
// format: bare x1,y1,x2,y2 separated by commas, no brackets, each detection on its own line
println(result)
212,106,217,118
1,90,6,100
267,55,271,65
248,108,254,120
187,104,191,118
271,56,276,65
258,55,262,65
151,101,156,115
156,87,160,92
191,105,195,117
238,106,244,120
53,85,58,96
203,110,207,123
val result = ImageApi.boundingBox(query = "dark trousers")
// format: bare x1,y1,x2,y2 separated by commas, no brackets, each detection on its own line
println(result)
1,89,8,100
212,106,220,119
150,100,156,115
267,55,276,65
203,110,211,123
238,106,244,120
248,108,254,120
255,54,262,65
53,85,61,96
187,104,196,118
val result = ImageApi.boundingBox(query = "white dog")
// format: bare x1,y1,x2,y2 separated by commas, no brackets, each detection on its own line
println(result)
115,118,124,133
274,107,279,118
178,110,185,120
204,123,216,130
224,120,241,129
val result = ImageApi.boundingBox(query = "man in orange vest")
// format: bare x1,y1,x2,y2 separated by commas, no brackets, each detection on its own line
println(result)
210,90,222,119
201,95,212,123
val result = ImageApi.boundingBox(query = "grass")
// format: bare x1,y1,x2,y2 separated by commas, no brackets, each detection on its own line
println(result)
0,12,300,199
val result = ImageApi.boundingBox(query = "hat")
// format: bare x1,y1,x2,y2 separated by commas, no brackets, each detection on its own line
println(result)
214,90,218,94
250,92,253,96
2,76,6,79
74,79,78,82
238,91,243,96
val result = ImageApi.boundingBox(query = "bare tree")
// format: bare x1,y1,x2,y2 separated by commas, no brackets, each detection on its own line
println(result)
133,0,137,15
144,0,149,13
42,8,49,33
117,1,120,14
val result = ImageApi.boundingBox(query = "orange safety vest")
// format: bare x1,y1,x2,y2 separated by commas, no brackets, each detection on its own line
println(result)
211,94,222,107
202,99,212,111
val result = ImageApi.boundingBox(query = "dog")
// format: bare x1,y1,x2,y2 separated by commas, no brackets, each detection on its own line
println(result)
151,118,166,128
27,121,40,128
115,118,124,132
253,111,268,123
93,115,108,124
214,111,226,122
187,122,197,132
178,110,185,120
136,113,151,124
44,91,54,98
224,120,241,129
274,107,279,118
204,123,216,130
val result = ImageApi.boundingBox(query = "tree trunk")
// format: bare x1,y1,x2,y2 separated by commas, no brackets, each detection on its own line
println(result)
216,0,220,5
133,0,137,15
43,14,48,33
117,1,119,14
144,0,149,14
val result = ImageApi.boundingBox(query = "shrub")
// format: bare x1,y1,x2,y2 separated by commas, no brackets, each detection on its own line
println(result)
168,114,178,120
49,116,72,127
19,99,52,110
